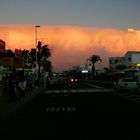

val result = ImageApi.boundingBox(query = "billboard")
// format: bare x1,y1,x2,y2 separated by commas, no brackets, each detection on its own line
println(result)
0,40,5,52
0,57,25,68
0,57,14,66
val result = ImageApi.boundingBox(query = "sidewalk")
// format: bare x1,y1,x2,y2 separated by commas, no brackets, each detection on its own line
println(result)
0,86,45,122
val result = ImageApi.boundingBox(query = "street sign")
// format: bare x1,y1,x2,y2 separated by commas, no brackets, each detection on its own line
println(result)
82,70,88,73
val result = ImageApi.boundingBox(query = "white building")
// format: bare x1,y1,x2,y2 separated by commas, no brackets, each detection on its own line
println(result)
124,51,140,68
109,57,125,69
109,51,140,69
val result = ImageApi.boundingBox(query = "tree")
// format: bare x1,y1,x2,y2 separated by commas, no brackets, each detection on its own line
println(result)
88,55,102,79
29,48,36,61
21,49,29,60
44,60,52,76
41,45,51,58
37,41,52,78
37,41,42,51
5,49,15,57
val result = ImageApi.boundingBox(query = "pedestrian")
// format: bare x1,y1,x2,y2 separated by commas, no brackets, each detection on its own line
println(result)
17,76,27,99
8,75,16,101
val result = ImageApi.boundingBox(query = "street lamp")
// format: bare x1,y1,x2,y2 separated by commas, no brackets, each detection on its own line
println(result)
35,25,40,86
35,25,40,63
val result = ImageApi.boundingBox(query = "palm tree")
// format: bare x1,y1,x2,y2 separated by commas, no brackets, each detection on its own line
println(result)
88,55,102,79
41,44,51,59
37,42,52,78
44,60,52,76
21,49,29,61
29,48,36,62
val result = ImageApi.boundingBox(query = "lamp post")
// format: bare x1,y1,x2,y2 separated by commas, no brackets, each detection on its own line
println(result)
35,25,40,63
35,25,40,87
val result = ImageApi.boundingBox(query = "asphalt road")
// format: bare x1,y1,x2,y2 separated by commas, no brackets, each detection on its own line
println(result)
0,82,140,139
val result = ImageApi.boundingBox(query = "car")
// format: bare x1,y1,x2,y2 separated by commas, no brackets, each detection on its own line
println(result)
48,75,71,88
69,76,78,87
114,78,139,91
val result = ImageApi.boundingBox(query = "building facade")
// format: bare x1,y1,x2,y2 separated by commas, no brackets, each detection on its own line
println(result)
109,51,140,69
109,57,125,69
0,39,5,52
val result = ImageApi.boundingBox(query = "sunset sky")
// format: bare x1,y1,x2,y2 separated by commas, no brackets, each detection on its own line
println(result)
0,0,140,71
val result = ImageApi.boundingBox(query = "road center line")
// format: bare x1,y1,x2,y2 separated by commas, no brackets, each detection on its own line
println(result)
86,83,104,89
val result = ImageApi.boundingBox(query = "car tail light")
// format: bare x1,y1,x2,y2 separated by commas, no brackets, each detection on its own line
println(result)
70,79,74,82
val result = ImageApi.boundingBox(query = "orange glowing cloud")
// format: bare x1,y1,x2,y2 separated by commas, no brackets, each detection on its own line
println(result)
0,25,140,71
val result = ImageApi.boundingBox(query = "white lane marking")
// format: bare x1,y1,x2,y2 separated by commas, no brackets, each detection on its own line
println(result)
86,83,104,89
77,89,86,93
53,90,60,93
51,94,69,97
71,90,77,93
113,92,140,103
45,106,76,112
44,88,113,94
63,90,68,93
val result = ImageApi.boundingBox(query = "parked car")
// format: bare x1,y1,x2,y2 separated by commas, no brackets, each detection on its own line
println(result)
114,78,139,91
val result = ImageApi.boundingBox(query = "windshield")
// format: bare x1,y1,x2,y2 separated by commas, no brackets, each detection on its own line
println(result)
0,0,140,139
